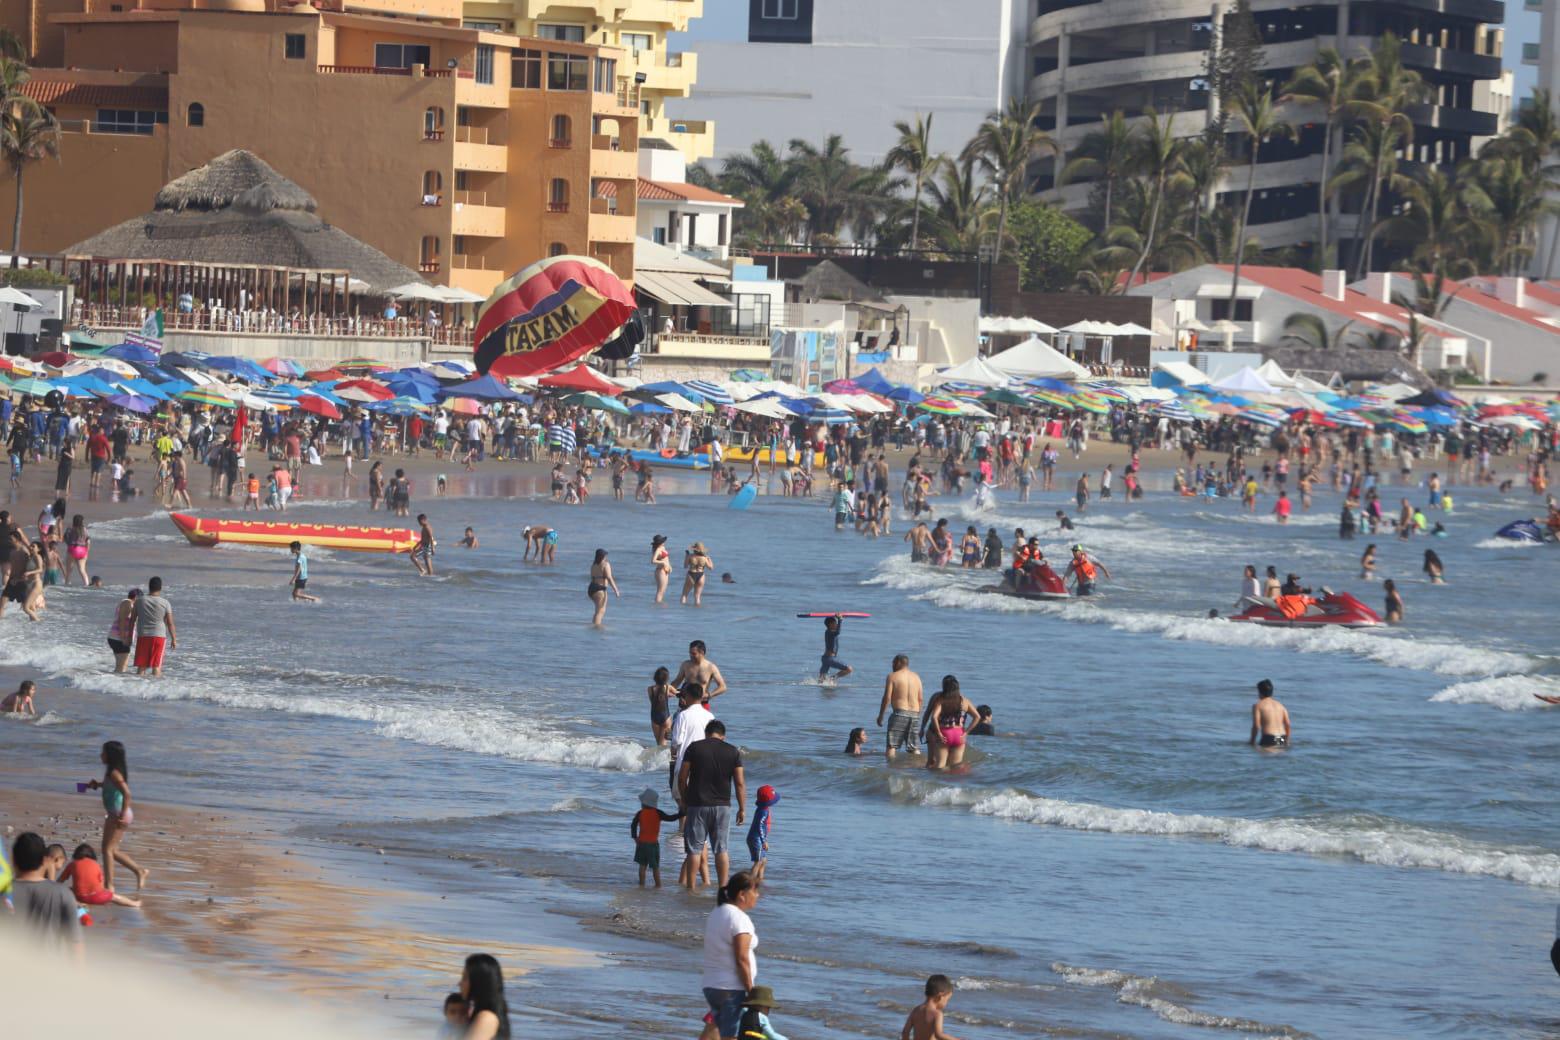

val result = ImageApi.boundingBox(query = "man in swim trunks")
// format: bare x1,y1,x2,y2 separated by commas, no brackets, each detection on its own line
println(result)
876,654,923,758
673,640,728,702
1249,679,1291,748
817,614,852,682
904,521,931,563
411,514,436,576
1064,544,1110,596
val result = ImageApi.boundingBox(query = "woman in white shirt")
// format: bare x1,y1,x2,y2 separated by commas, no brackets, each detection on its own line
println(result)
702,871,762,1040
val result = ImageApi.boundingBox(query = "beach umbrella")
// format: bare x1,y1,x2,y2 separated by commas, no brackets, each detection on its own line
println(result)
338,357,391,373
178,387,234,408
564,391,630,415
104,393,155,414
885,385,925,405
733,398,795,419
1239,407,1286,427
1083,381,1130,402
1068,391,1111,415
335,378,394,399
445,397,482,415
657,392,703,412
7,376,55,396
917,396,964,416
263,357,305,377
979,387,1034,408
1152,400,1194,422
538,363,621,395
429,360,475,380
296,394,343,420
305,367,347,382
474,255,636,378
369,396,431,416
629,401,672,415
33,350,77,368
684,379,735,406
1027,389,1074,409
442,373,527,401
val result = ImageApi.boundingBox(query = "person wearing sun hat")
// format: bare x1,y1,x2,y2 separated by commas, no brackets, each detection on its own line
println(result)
629,787,682,888
737,986,787,1040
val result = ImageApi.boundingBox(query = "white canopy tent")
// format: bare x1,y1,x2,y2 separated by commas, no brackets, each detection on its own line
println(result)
928,355,1011,387
733,398,795,419
1253,359,1296,389
986,337,1089,379
1212,367,1278,395
1153,360,1210,387
980,315,1058,336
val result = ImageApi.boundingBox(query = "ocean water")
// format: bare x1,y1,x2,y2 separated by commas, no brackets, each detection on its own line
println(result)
3,468,1557,1039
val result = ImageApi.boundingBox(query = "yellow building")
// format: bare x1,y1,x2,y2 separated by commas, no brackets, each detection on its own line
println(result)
1,0,642,297
459,0,713,163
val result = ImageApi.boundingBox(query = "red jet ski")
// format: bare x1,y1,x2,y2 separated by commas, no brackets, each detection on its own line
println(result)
1229,589,1381,628
989,561,1072,600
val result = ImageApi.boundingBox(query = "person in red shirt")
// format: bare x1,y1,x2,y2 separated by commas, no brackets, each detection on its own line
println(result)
86,428,111,492
59,844,141,908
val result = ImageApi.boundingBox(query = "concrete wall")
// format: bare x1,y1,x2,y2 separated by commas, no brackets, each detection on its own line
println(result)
669,0,1023,165
62,18,181,72
160,329,428,366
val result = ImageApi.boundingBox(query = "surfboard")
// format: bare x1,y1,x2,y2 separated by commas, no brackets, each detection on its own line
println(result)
729,484,758,511
795,612,872,618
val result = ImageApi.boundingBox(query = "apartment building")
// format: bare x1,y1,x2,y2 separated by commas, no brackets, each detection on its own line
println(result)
1030,0,1510,251
1528,0,1559,277
0,0,642,296
459,0,714,162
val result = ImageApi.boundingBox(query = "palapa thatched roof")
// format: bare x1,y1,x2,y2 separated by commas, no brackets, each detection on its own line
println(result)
790,260,889,305
67,149,423,293
1262,345,1432,389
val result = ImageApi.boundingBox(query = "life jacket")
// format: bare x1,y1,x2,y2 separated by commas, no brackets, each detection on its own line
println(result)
1276,594,1309,619
1073,556,1096,581
1013,545,1033,568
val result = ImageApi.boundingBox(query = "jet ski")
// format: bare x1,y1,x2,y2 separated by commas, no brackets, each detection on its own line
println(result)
987,562,1072,600
1493,520,1554,544
1229,589,1381,628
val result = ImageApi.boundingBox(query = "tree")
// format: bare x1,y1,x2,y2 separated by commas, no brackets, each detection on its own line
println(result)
1179,137,1224,244
1004,200,1093,292
716,140,804,245
924,154,990,253
1228,81,1294,308
1330,114,1413,276
1283,48,1371,269
1467,155,1558,275
787,134,865,243
1482,90,1560,276
1062,110,1138,233
961,98,1056,264
1347,33,1425,276
1376,166,1480,279
1125,107,1186,287
884,113,942,251
1281,312,1356,350
0,56,57,267
1207,0,1267,138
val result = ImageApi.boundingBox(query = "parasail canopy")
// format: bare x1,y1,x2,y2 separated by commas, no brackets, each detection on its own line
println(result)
473,255,636,378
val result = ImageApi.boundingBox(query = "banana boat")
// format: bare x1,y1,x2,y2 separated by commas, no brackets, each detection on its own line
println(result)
170,513,417,553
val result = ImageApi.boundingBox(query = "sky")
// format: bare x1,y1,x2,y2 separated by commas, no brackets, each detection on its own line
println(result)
674,0,1541,100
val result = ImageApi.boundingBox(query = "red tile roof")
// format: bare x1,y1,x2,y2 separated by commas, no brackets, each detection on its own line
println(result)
1450,278,1560,332
22,81,168,109
1204,264,1415,334
635,177,742,206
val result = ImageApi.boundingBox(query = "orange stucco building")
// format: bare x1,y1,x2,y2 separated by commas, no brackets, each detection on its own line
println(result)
0,0,640,296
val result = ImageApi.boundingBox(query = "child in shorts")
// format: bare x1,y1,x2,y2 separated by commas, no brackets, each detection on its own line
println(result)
746,785,779,883
244,472,261,510
59,844,141,908
629,787,682,888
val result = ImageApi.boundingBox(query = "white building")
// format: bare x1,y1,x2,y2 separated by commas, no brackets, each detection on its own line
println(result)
633,141,743,261
669,0,1028,165
1369,274,1560,384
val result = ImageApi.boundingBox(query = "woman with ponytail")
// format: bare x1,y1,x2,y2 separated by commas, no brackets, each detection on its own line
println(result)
701,871,762,1039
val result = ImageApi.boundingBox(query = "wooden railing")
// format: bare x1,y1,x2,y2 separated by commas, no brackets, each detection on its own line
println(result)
546,201,569,213
419,261,441,273
71,304,476,346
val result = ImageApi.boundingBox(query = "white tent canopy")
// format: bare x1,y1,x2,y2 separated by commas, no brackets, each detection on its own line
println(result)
928,355,1011,387
1212,366,1278,394
980,315,1057,335
1154,360,1209,386
0,287,41,309
733,398,795,419
1107,321,1154,336
387,282,446,302
1061,319,1114,335
986,337,1089,379
1253,359,1296,389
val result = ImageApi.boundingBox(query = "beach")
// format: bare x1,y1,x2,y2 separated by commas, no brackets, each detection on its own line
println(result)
3,431,1557,1039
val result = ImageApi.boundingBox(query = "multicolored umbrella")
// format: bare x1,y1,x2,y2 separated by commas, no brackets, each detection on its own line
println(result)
1027,389,1074,409
474,255,636,378
7,377,56,397
337,357,392,374
263,357,305,378
178,387,234,408
1068,391,1111,415
916,396,964,416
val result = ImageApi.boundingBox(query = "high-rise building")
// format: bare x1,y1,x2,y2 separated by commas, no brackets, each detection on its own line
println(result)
0,0,643,296
459,0,714,163
1031,0,1509,253
669,0,1029,166
1529,0,1559,277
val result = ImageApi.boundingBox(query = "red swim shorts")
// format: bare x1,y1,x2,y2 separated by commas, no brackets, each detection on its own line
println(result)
134,636,166,670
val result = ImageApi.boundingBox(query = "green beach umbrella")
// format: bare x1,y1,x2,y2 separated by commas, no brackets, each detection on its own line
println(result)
565,391,630,415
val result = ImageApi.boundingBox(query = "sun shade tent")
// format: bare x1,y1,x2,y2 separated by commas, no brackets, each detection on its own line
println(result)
633,270,734,309
1212,367,1279,395
928,355,1011,387
986,337,1089,379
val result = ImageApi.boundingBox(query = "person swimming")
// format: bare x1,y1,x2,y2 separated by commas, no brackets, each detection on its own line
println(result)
1249,679,1291,749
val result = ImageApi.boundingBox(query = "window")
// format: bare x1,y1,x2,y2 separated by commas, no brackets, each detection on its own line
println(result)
761,0,798,17
549,242,568,257
464,20,504,31
95,109,158,135
187,102,204,127
424,106,445,138
685,212,697,247
652,227,667,245
1209,299,1254,322
512,49,541,88
550,114,572,146
718,214,728,246
375,43,431,69
284,33,306,59
421,171,442,204
420,236,441,270
592,57,616,93
547,52,588,91
537,23,585,42
548,179,569,212
622,32,652,54
475,44,494,84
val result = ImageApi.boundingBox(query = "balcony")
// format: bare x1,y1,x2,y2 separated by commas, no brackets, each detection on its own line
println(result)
453,141,506,172
1403,103,1499,136
547,201,570,213
624,47,696,96
454,125,497,145
452,190,497,206
1399,41,1503,79
590,134,637,179
419,261,441,274
640,115,714,161
451,202,506,237
589,209,635,244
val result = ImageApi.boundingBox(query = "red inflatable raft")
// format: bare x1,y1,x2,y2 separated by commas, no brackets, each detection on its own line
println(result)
170,513,417,553
1229,590,1381,628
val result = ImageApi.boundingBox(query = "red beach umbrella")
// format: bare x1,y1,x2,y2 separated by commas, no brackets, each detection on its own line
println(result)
538,363,622,394
296,394,343,420
473,255,636,378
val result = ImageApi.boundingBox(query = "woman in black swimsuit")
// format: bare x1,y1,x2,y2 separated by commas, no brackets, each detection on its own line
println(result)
588,548,620,626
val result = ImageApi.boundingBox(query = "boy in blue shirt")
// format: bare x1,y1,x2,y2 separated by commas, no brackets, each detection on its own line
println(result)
746,784,778,883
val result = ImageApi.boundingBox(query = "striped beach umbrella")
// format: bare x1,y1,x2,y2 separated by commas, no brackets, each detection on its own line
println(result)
1068,391,1110,414
916,396,964,416
683,379,734,406
1152,400,1194,422
1084,381,1130,402
1239,407,1286,428
338,357,392,374
6,376,55,397
1027,389,1074,409
178,387,234,408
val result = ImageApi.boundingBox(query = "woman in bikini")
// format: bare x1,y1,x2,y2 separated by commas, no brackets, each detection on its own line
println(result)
650,534,672,603
959,525,982,569
681,542,712,606
588,548,620,626
920,675,978,770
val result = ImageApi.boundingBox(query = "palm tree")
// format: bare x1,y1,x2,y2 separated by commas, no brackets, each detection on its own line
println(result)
1061,110,1138,233
1376,165,1480,279
1179,137,1224,244
1196,201,1262,264
884,113,942,251
1347,33,1425,276
1330,112,1413,278
961,98,1056,264
1483,90,1560,276
787,134,873,243
1283,47,1371,268
924,154,990,253
1281,312,1356,350
1468,155,1558,274
1125,107,1186,287
717,140,802,244
1227,81,1294,308
0,56,58,267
